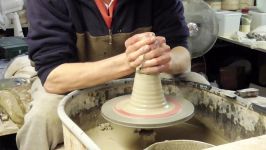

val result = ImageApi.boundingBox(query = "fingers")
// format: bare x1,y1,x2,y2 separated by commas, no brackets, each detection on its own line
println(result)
126,43,152,69
125,33,171,73
125,32,155,48
126,43,170,69
139,42,171,74
141,52,171,68
125,33,157,69
126,37,156,56
127,45,150,62
155,36,166,46
140,63,170,75
127,50,146,69
144,43,171,60
149,36,165,49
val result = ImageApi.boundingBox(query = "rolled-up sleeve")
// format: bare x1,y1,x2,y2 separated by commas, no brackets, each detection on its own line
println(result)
152,0,189,50
27,0,78,84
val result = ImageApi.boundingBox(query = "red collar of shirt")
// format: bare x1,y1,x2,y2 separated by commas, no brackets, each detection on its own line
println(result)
95,0,118,29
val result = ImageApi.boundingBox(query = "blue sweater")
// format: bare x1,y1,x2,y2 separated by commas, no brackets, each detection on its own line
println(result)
27,0,189,84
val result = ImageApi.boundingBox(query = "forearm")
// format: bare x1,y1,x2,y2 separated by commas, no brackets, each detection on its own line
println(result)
167,46,191,74
44,53,134,94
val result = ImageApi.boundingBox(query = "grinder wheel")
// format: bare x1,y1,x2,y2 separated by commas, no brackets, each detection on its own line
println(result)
183,0,219,58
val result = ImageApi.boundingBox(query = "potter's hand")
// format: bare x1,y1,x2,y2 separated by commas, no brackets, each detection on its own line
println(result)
139,36,171,74
125,32,156,70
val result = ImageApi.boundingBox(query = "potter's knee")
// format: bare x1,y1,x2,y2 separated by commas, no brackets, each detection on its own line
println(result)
178,72,210,85
25,107,59,125
26,112,49,125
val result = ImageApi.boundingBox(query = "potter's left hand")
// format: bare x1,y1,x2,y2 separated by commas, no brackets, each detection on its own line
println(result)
139,36,171,74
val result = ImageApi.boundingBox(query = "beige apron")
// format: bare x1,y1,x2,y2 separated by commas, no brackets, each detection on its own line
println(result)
76,27,152,62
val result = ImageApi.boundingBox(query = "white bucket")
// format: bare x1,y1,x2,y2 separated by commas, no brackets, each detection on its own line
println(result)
215,11,242,37
249,11,266,30
145,140,214,150
257,0,266,13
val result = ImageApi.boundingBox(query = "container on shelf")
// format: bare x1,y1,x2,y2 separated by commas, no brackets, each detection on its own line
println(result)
145,140,214,150
240,0,254,9
256,0,266,13
222,0,240,10
205,0,222,10
249,11,266,30
240,14,252,33
216,11,242,37
240,9,252,33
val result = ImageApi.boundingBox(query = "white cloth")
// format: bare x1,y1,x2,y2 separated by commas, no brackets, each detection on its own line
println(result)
0,13,9,30
4,55,37,79
16,78,64,150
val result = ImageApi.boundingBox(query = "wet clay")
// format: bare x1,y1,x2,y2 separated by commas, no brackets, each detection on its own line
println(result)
0,83,31,126
84,109,227,150
87,124,149,150
0,90,26,125
83,109,155,150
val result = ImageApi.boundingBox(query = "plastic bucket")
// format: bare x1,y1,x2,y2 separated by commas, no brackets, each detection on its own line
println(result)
145,140,214,150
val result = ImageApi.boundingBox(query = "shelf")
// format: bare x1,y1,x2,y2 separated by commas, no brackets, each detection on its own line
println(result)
218,36,266,53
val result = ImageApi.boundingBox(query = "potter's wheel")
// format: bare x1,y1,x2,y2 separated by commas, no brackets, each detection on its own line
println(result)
101,95,194,128
101,73,194,128
101,0,218,129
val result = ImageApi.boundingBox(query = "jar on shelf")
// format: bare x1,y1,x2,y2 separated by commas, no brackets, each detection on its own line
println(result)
205,0,222,10
222,0,240,10
240,9,252,33
240,0,254,9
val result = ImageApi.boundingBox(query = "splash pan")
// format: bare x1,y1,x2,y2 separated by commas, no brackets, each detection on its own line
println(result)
58,77,266,150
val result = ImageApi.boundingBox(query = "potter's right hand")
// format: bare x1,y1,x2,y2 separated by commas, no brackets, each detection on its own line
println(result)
125,32,156,70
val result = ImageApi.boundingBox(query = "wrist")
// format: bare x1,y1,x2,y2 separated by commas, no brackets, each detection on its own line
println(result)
166,47,191,75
